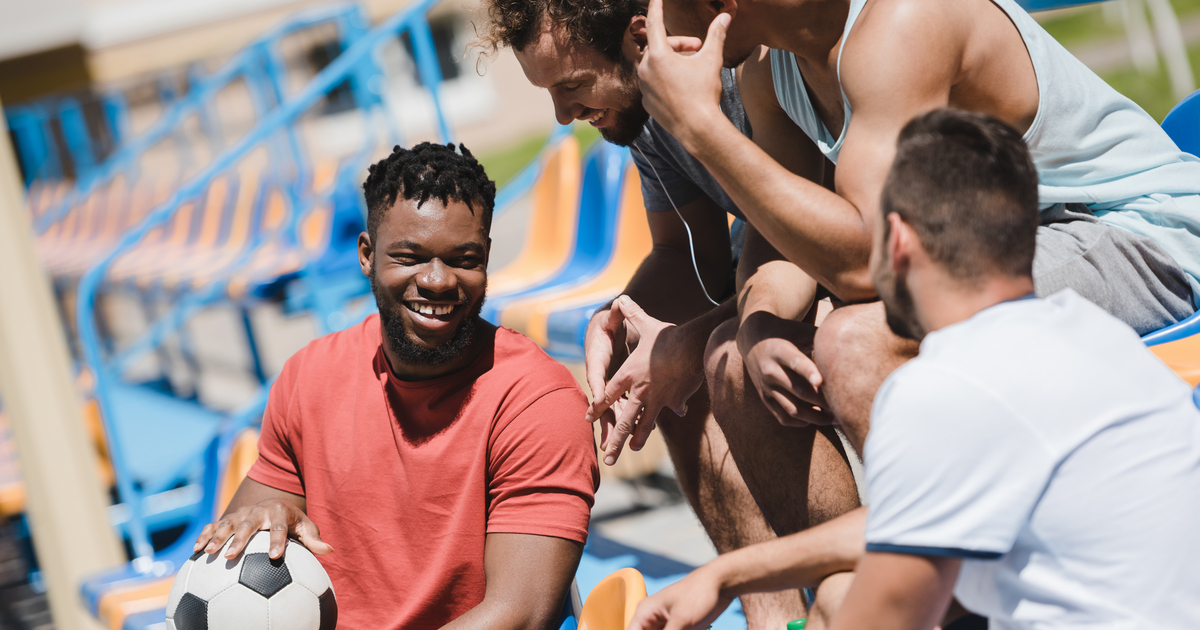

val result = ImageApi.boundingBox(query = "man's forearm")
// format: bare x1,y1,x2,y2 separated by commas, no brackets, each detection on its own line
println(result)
440,598,551,630
680,119,873,301
709,506,866,598
611,246,738,359
738,262,818,326
442,534,582,630
623,247,730,326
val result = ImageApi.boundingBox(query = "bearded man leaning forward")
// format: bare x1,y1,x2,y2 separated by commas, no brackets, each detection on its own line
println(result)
476,0,864,626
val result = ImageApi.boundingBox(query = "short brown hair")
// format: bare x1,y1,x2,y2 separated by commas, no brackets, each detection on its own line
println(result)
882,108,1039,281
476,0,644,63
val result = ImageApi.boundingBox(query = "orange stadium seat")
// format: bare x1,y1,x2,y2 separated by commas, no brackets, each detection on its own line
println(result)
499,162,652,348
487,135,582,296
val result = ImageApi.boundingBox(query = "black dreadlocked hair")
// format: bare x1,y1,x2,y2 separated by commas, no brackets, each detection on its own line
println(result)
361,142,497,241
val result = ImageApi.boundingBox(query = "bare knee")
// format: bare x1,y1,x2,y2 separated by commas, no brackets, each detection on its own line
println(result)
812,303,917,452
812,303,885,375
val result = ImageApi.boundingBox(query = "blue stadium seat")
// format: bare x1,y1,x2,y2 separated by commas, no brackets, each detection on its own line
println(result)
480,141,628,324
1162,88,1200,159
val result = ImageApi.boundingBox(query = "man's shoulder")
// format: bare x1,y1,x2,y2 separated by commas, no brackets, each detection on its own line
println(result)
490,327,583,395
281,314,377,380
840,0,963,92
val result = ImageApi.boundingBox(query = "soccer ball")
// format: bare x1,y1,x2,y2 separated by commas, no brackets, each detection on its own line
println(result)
165,531,337,630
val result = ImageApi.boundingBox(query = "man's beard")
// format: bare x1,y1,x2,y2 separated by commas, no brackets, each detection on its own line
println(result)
874,258,925,342
598,57,651,147
371,271,487,368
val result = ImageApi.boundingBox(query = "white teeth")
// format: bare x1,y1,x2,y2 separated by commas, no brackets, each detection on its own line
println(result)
408,302,455,317
584,110,605,123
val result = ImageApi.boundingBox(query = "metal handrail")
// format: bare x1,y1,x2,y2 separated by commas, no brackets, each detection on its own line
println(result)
34,2,371,233
75,0,449,561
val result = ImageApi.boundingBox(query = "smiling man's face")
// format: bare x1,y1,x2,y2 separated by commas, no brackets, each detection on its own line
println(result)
515,20,649,146
361,195,490,377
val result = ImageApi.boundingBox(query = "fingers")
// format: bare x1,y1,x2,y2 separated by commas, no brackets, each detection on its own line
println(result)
787,351,824,392
612,295,666,343
598,409,613,451
700,12,731,61
268,502,291,559
629,404,660,452
588,364,635,424
226,518,260,559
628,599,669,630
584,336,614,409
645,0,669,51
200,519,236,555
294,516,334,556
194,522,217,554
665,35,703,53
604,397,642,466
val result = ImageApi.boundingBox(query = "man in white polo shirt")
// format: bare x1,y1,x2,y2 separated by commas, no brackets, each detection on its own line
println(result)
848,109,1200,628
629,108,1200,629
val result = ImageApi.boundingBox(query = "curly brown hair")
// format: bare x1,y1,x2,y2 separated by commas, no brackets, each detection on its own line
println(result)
476,0,644,63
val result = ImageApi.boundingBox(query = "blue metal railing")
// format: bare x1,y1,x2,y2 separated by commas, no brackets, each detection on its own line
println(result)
74,0,451,561
32,2,371,233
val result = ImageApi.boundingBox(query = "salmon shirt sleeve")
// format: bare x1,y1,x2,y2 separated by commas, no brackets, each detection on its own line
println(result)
485,387,599,544
247,349,306,496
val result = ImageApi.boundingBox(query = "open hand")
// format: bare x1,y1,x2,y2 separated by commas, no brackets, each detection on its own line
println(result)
194,499,332,560
584,296,705,465
737,312,833,427
627,568,732,630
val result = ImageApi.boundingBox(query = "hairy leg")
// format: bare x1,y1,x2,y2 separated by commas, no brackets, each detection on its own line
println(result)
656,388,809,629
686,319,861,628
811,302,919,455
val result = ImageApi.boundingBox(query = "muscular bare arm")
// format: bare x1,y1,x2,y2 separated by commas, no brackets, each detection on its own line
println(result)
637,0,968,301
830,552,959,630
440,533,583,630
637,6,873,300
834,0,961,241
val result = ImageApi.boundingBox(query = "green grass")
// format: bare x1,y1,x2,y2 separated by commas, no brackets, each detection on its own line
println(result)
1033,0,1200,121
1039,0,1200,49
1100,41,1200,120
478,123,603,188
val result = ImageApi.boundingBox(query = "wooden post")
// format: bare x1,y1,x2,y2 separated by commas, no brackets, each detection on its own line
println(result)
0,97,123,629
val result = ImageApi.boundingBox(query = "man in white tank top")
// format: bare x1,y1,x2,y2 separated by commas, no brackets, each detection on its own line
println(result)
624,0,1200,493
629,109,1200,630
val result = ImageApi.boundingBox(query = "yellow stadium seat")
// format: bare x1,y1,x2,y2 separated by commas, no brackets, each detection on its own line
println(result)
579,568,648,630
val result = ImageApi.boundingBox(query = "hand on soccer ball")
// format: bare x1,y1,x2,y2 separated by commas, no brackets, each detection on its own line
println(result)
195,499,333,560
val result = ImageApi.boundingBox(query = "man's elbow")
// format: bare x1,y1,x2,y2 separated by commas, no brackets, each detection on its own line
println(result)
511,598,569,630
827,267,878,304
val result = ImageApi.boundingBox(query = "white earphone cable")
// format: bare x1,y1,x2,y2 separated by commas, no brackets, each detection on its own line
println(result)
632,143,721,306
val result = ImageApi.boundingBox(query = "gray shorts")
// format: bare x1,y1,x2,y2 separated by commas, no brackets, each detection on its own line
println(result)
1035,203,1195,335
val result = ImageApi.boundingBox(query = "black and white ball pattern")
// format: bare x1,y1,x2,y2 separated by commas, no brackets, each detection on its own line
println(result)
166,532,337,630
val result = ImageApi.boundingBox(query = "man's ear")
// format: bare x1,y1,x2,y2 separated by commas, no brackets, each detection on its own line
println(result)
624,15,648,64
886,213,913,273
358,231,374,279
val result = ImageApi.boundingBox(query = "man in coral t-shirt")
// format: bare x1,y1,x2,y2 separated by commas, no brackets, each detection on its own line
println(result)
193,142,600,629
